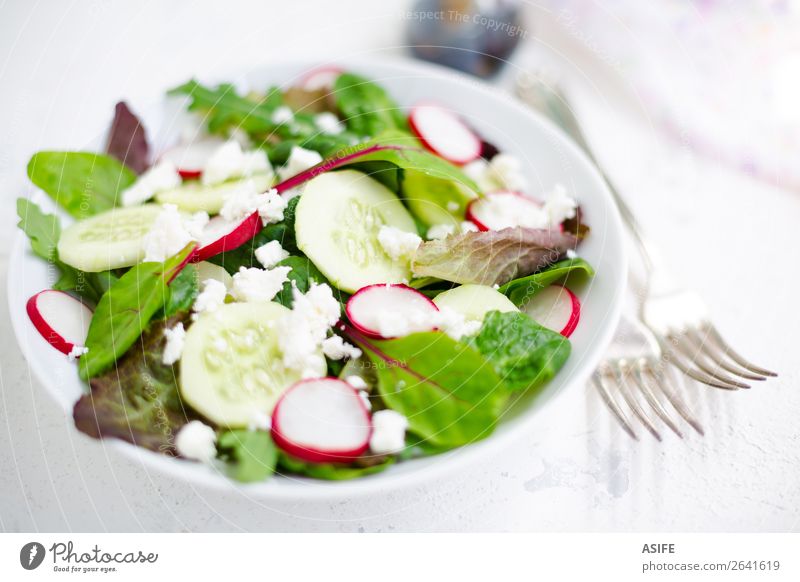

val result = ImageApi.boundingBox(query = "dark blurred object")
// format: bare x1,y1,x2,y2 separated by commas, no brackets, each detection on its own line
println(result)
407,0,524,78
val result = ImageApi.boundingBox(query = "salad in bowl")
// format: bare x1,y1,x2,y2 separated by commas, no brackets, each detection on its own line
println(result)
16,65,597,484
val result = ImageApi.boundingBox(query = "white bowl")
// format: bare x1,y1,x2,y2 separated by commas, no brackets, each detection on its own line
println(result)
7,58,626,500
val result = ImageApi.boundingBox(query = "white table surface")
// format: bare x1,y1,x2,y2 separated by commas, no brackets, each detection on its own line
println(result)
1,1,798,532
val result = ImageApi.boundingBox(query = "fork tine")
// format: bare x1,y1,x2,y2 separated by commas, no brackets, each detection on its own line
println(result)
704,323,777,377
592,371,639,440
655,365,705,436
660,338,742,390
632,360,683,438
686,328,766,381
669,333,751,389
612,363,663,441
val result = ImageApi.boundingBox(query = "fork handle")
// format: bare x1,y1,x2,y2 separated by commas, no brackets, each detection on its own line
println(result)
514,72,678,295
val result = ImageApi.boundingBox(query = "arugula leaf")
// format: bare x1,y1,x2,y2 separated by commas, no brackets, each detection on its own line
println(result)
498,258,595,307
217,430,278,483
79,244,196,381
278,453,393,480
333,73,408,136
208,197,300,274
73,314,198,453
105,102,150,174
411,227,579,287
161,264,199,318
464,311,571,392
27,151,137,218
343,325,506,448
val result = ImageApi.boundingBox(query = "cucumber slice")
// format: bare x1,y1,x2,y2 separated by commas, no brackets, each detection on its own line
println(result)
433,284,518,323
195,261,233,288
57,204,162,272
295,169,418,293
401,170,477,227
155,173,273,214
180,302,325,427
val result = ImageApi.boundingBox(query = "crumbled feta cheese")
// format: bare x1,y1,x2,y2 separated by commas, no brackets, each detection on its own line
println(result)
566,248,578,259
357,390,372,411
435,306,482,341
543,184,577,226
460,221,479,233
201,140,271,186
248,411,271,431
142,204,194,262
321,335,362,360
183,211,210,239
231,266,292,303
278,146,323,181
378,226,422,261
67,345,88,362
162,322,186,365
228,127,252,149
277,282,341,377
462,154,529,192
375,306,437,338
314,112,344,134
193,279,228,317
426,223,456,240
175,420,216,462
254,240,289,269
271,106,294,125
219,185,286,226
369,409,408,454
344,375,368,390
121,160,181,206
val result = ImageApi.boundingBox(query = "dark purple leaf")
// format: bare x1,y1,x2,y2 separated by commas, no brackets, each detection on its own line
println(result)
105,101,149,174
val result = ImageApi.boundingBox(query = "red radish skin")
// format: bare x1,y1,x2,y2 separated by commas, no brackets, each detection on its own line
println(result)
300,66,342,91
523,285,581,337
345,284,439,339
194,213,261,262
159,139,226,180
271,378,372,464
466,191,543,232
409,103,482,165
26,290,93,355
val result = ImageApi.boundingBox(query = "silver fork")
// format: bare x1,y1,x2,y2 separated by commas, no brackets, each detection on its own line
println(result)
592,315,704,440
515,71,777,391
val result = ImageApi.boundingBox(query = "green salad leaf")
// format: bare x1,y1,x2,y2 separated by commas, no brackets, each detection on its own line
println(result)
278,453,393,480
217,430,278,483
27,151,137,218
73,314,198,453
344,326,506,448
412,227,579,287
273,255,331,308
333,72,408,136
79,244,196,380
498,258,595,307
465,311,571,392
161,264,199,318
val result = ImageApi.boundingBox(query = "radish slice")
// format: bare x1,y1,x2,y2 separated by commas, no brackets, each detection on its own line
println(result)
300,66,342,91
26,290,93,356
466,190,544,231
345,284,439,339
409,103,482,165
160,139,226,179
522,285,581,337
271,378,371,463
195,213,261,262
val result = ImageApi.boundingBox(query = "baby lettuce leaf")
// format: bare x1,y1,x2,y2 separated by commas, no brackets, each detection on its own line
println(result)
27,151,136,218
333,72,408,136
278,453,394,480
499,258,595,307
16,198,105,304
343,325,506,449
79,244,196,381
73,314,197,454
105,101,150,174
161,264,198,318
217,430,278,483
464,311,571,392
272,255,337,308
412,227,578,287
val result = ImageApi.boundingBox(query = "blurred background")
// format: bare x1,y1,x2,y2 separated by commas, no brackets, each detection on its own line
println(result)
1,0,798,532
